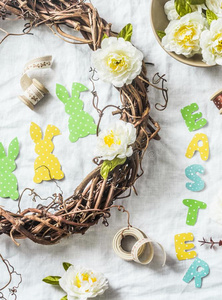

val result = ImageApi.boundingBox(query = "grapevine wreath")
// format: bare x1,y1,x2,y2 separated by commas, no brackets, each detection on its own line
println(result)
0,0,167,246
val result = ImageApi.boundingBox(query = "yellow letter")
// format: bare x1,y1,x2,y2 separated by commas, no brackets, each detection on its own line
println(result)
185,133,209,161
174,233,197,261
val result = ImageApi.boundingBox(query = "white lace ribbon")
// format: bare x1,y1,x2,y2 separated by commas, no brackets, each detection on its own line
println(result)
19,56,52,109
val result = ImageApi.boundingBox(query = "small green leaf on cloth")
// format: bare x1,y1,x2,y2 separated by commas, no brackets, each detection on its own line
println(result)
188,0,205,4
206,9,218,25
118,23,133,42
42,276,61,285
60,296,68,300
100,157,126,179
157,30,166,39
175,0,192,17
63,262,72,271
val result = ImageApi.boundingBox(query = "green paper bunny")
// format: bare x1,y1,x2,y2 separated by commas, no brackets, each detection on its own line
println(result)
56,82,97,142
0,138,19,200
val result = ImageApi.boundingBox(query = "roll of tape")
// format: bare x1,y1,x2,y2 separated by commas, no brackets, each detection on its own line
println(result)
131,238,166,267
113,227,166,266
112,227,146,261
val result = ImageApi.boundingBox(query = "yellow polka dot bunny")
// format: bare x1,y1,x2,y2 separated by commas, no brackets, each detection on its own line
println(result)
30,122,64,183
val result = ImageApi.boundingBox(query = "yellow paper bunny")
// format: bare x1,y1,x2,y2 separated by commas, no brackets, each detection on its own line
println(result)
30,122,64,183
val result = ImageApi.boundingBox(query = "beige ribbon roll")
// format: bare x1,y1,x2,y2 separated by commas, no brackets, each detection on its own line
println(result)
113,227,166,266
131,238,166,267
112,227,147,261
19,56,52,110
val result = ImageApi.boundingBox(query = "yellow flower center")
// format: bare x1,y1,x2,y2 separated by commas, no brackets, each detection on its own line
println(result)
212,33,222,54
104,130,121,147
75,273,97,289
107,54,127,72
174,25,196,49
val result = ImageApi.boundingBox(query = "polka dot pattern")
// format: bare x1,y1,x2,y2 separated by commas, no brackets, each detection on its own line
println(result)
182,199,207,226
30,122,64,183
185,164,205,192
174,233,197,261
181,103,207,132
185,133,209,161
183,258,210,288
0,137,19,200
56,82,97,143
213,94,222,112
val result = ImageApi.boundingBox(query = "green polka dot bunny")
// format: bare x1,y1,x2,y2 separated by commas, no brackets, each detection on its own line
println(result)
56,82,97,143
0,138,19,200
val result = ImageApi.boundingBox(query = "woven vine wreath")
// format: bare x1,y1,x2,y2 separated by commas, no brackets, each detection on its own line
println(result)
0,0,167,246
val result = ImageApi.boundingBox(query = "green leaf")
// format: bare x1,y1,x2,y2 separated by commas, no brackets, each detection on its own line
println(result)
206,9,218,25
188,0,205,4
118,23,133,42
62,262,72,271
100,157,126,179
60,296,68,300
102,33,108,40
175,0,192,17
42,276,61,285
157,30,166,39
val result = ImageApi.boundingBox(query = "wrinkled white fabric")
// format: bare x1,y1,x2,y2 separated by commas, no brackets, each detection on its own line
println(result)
0,1,222,299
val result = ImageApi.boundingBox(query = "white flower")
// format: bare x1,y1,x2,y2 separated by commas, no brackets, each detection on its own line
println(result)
96,120,136,161
206,0,222,18
209,191,222,225
200,19,222,65
91,37,143,87
162,12,206,57
59,265,108,300
164,0,205,21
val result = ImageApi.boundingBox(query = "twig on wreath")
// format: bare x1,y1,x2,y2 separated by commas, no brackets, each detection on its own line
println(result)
152,73,168,111
0,23,33,44
199,237,222,249
0,254,22,300
138,73,168,111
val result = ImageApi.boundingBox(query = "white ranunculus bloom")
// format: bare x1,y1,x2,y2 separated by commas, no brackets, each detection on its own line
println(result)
200,19,222,65
162,12,206,57
59,266,108,300
96,120,136,161
209,192,222,225
91,37,143,87
206,0,222,17
164,0,205,21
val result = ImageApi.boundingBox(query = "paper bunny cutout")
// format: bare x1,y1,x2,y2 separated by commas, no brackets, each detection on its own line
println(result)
30,122,64,183
56,82,97,143
0,138,19,200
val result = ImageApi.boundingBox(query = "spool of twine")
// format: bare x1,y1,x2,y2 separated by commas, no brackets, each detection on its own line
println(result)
19,79,49,110
19,56,52,110
210,90,222,114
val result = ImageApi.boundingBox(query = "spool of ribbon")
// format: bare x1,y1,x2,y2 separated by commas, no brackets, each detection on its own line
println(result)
113,227,166,266
18,56,52,110
210,90,222,114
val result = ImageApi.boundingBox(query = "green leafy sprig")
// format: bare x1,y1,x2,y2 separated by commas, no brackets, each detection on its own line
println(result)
100,157,126,179
206,9,218,25
102,23,133,42
175,0,205,17
42,262,73,300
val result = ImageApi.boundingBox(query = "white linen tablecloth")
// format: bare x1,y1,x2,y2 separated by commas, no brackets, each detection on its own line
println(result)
0,1,222,299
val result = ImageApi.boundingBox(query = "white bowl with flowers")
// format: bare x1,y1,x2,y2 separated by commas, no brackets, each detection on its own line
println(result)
150,0,222,67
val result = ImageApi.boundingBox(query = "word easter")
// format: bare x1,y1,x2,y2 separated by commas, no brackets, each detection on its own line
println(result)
174,103,210,288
